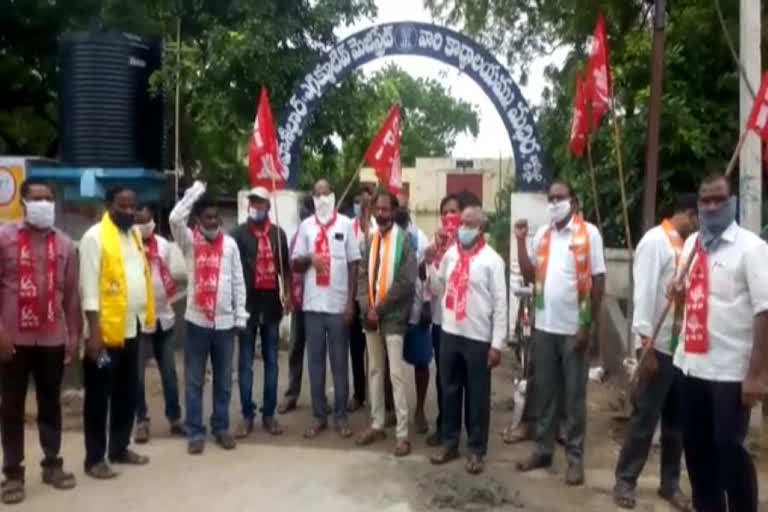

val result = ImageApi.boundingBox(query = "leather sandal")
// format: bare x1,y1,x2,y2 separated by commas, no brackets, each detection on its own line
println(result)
393,439,411,457
356,427,386,446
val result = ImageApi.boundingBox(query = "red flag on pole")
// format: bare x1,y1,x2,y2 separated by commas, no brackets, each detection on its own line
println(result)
569,74,590,157
364,104,403,194
586,13,612,130
248,87,287,191
747,71,768,141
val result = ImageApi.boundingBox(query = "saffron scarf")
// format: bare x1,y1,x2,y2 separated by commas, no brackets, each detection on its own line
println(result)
367,224,405,308
193,229,224,322
314,213,337,287
684,237,709,354
445,237,486,321
250,222,278,290
145,235,177,299
17,228,56,332
660,219,684,352
535,214,592,327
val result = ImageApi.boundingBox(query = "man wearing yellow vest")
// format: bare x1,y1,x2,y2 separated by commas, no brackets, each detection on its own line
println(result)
80,185,154,479
515,181,606,486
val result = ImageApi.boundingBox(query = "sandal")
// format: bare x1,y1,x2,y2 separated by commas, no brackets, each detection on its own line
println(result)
658,489,691,511
394,439,411,457
110,449,149,465
356,428,386,446
134,421,150,444
1,480,24,505
85,461,118,480
42,466,76,490
430,448,460,465
336,424,354,439
263,418,284,436
502,424,531,445
466,454,485,475
303,423,328,439
613,482,636,509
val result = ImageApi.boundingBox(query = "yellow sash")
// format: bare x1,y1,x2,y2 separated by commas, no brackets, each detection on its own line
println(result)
99,212,155,347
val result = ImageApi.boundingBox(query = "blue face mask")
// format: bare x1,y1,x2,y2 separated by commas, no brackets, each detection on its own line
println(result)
457,226,480,247
249,207,267,223
353,203,362,218
699,196,737,248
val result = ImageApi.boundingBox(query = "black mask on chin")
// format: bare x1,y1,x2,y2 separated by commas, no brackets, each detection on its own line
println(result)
111,211,135,232
394,208,410,228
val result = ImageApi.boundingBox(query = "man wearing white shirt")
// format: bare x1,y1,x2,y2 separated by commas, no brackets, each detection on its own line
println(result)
292,179,361,439
515,181,606,486
672,174,768,512
613,195,698,510
426,206,507,475
169,181,248,455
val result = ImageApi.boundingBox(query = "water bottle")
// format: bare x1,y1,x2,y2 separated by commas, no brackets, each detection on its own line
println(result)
96,350,111,369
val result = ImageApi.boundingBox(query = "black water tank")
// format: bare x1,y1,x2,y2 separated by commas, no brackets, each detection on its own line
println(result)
60,31,165,170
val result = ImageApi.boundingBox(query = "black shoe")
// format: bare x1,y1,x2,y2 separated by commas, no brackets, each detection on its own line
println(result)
426,431,442,447
187,440,205,455
565,463,585,486
516,453,553,472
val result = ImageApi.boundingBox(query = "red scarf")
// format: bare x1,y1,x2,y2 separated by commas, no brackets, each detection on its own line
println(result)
434,213,460,269
18,228,57,332
314,213,336,287
445,237,486,321
290,233,303,309
193,229,224,322
684,238,709,353
145,235,177,299
249,222,278,290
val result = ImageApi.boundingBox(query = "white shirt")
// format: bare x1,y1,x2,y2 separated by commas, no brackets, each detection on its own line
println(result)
170,184,248,330
144,234,176,334
673,223,768,382
80,222,149,340
292,213,361,315
406,224,430,325
428,242,508,349
530,217,606,336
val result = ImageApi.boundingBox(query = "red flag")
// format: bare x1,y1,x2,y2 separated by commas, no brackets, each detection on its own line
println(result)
586,13,612,130
364,104,403,194
569,74,589,157
747,71,768,141
248,87,287,190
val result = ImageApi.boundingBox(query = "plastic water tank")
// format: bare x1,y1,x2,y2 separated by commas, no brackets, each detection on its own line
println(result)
60,31,165,170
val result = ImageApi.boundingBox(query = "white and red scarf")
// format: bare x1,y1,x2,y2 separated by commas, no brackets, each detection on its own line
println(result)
18,228,57,332
250,222,278,290
193,229,224,322
145,235,177,299
314,213,336,287
444,238,485,321
684,238,709,354
433,213,460,269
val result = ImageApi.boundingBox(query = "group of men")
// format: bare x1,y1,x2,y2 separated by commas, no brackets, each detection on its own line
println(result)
0,171,765,512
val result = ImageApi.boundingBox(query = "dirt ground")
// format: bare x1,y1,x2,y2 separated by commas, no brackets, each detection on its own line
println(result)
18,350,768,511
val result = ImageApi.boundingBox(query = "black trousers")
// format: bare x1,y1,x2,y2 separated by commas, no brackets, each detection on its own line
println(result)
1,345,65,480
440,331,491,456
83,336,140,469
349,302,367,404
283,311,306,404
681,374,758,512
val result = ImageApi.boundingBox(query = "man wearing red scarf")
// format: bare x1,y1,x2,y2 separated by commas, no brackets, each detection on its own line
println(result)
672,174,768,512
426,206,507,475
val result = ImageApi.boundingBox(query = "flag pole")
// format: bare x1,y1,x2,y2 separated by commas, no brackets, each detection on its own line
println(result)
337,155,368,207
270,172,286,307
585,134,603,231
609,100,633,249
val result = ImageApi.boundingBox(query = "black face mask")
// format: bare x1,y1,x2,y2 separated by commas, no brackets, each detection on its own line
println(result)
111,211,135,231
394,209,409,228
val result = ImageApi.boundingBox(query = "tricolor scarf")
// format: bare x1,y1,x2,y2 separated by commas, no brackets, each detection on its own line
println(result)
145,235,177,300
314,213,337,287
660,219,684,352
17,228,56,332
683,237,709,354
290,233,303,309
249,222,277,290
367,224,405,308
433,213,460,269
535,214,592,327
193,229,224,322
445,237,486,321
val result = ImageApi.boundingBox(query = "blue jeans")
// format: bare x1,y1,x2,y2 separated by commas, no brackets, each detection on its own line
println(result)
136,326,181,424
238,322,279,421
184,322,234,442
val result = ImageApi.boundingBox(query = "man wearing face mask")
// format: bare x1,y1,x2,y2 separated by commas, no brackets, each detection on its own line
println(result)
292,179,361,439
671,174,768,512
426,206,507,475
169,181,248,455
133,204,185,445
79,185,154,479
0,180,80,504
515,181,606,486
231,186,291,438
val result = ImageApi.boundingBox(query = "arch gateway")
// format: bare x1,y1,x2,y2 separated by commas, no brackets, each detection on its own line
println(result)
277,22,550,192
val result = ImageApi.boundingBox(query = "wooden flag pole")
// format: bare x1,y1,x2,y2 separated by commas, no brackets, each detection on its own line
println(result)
270,172,286,306
609,100,634,249
586,134,604,231
337,155,368,208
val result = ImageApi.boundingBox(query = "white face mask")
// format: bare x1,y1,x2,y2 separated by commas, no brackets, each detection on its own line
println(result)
314,193,336,222
24,200,55,229
138,220,155,239
547,199,572,224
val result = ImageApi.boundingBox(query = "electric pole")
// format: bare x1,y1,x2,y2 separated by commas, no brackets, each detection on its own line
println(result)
740,0,762,234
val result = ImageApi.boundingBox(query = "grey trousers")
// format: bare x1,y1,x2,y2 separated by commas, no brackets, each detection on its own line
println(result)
304,312,349,426
283,311,306,405
532,329,588,464
615,350,682,494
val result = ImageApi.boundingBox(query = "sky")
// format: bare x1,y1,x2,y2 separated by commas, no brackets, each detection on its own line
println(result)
336,0,568,159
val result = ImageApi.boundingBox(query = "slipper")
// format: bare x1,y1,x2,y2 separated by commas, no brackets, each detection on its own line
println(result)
110,449,149,465
42,467,76,490
356,428,386,446
658,489,691,511
1,480,24,505
263,419,284,436
394,439,411,457
613,482,636,509
303,423,328,439
502,424,530,445
430,448,460,465
85,461,117,480
336,424,354,439
466,454,485,475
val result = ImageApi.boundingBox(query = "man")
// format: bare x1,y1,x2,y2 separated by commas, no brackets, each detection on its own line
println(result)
426,194,463,446
673,174,767,512
80,185,153,479
612,194,698,510
356,192,417,456
515,181,606,486
231,186,290,437
169,181,248,454
427,206,507,475
133,204,185,444
0,180,80,504
292,179,360,439
278,195,315,414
